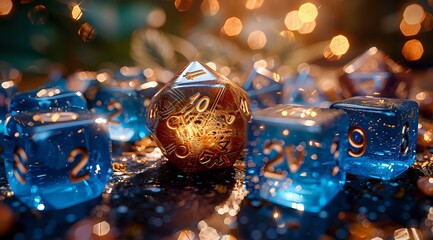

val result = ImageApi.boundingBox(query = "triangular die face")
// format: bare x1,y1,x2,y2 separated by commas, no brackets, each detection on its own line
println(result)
286,72,328,106
172,61,223,85
345,47,404,74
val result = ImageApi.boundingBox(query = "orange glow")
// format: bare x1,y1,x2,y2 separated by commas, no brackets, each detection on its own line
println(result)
400,19,421,36
201,0,219,16
298,20,316,34
174,0,193,12
403,4,425,24
402,39,424,61
71,4,82,20
245,0,264,10
78,23,96,42
329,35,350,56
279,30,296,42
223,17,243,36
247,30,267,50
285,11,303,31
298,2,318,23
147,7,166,28
0,0,12,16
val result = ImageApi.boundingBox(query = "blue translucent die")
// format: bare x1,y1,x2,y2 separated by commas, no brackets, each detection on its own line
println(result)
242,67,282,111
136,81,164,139
282,70,331,107
93,86,141,142
245,104,348,212
3,112,112,210
9,88,88,115
339,47,411,99
330,96,418,180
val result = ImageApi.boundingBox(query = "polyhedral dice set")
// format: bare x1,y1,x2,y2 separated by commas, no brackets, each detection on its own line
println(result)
0,50,424,214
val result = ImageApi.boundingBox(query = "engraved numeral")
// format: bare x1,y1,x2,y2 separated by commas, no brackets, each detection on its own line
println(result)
149,105,158,119
218,140,230,151
263,142,305,180
401,122,410,154
13,147,28,184
183,69,206,80
107,101,122,125
68,147,90,183
189,92,210,112
224,114,236,124
199,151,226,168
240,97,250,115
348,126,367,157
175,144,190,159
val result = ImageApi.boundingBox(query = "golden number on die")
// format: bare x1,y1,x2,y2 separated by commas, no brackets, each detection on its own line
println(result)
149,105,158,119
13,147,28,184
240,97,250,115
348,126,367,157
183,69,206,80
263,142,305,180
189,92,210,112
68,147,90,183
401,122,410,154
107,101,122,125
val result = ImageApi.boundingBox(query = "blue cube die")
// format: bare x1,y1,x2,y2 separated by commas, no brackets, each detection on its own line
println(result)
9,88,88,115
330,96,418,180
246,104,348,212
4,112,112,210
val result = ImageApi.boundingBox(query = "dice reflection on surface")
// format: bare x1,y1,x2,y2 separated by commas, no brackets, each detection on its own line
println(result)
339,47,411,99
9,88,88,115
245,104,348,212
242,66,282,111
330,97,418,180
147,61,251,173
3,112,112,210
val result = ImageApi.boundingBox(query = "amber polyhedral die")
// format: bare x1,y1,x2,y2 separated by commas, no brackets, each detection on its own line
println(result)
146,61,251,172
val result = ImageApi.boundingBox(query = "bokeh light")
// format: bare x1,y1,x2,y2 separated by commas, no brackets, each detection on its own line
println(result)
285,11,303,31
78,22,96,42
0,0,13,16
279,30,296,43
71,4,82,21
298,21,316,34
329,35,350,56
147,7,166,28
402,39,423,61
201,0,219,16
174,0,193,12
223,17,243,36
403,3,425,25
245,0,264,10
247,30,267,50
400,19,421,36
298,2,318,23
28,4,48,25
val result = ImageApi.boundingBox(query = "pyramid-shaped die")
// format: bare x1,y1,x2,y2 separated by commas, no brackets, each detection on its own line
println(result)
339,47,411,99
146,61,252,172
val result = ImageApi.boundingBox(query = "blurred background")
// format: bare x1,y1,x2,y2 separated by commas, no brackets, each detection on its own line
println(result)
0,0,432,86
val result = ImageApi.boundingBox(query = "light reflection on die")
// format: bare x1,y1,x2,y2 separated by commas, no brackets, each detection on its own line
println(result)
330,96,418,180
245,104,348,212
9,88,88,115
3,111,112,210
